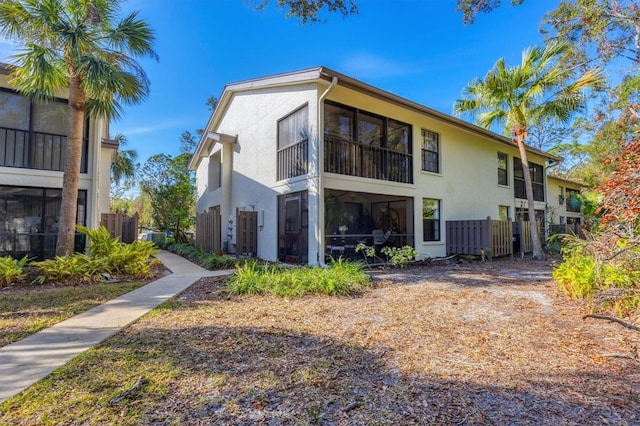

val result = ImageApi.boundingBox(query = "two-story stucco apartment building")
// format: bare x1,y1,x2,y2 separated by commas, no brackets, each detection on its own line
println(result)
0,63,115,259
189,66,582,265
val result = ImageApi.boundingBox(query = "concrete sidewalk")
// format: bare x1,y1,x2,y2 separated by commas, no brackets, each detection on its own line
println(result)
0,250,233,403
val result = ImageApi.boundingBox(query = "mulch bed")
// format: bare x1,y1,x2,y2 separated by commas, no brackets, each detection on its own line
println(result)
122,256,640,424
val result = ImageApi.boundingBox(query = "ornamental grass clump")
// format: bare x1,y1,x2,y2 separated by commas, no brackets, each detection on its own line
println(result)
227,258,369,297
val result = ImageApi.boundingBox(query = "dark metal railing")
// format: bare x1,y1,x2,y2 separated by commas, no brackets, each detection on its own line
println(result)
277,139,309,180
0,126,88,173
324,135,413,184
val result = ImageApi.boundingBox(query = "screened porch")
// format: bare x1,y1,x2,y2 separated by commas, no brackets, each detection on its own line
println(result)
324,190,414,261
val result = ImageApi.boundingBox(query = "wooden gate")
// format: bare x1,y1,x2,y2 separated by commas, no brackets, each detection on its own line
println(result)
236,211,257,257
101,213,138,243
196,210,221,254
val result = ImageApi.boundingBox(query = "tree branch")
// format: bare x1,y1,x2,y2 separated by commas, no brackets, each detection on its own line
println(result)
584,314,640,332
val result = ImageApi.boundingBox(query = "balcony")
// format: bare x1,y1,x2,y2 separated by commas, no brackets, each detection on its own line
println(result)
0,126,88,173
324,135,413,184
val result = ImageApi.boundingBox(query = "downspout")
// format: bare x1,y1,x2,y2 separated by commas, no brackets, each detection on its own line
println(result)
317,76,338,266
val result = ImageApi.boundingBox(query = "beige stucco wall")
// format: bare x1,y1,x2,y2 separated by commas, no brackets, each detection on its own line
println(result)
323,84,551,259
547,176,584,225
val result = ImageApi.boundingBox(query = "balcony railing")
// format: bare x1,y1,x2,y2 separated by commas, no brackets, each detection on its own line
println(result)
0,126,88,173
277,139,308,180
324,135,413,184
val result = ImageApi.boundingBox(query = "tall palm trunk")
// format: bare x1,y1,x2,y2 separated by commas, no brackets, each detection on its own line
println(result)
56,74,86,256
515,130,545,260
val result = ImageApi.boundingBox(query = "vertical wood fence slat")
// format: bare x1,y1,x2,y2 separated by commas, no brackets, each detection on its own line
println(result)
446,217,520,258
195,211,221,254
100,212,138,243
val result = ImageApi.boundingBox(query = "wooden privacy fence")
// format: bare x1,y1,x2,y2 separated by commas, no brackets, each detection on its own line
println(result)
446,217,536,259
101,213,138,243
196,210,221,254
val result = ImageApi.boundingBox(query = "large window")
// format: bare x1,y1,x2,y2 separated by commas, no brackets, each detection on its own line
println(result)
0,88,88,172
513,157,545,201
497,152,508,185
277,105,309,180
421,129,439,173
423,198,440,241
324,100,413,183
0,186,87,259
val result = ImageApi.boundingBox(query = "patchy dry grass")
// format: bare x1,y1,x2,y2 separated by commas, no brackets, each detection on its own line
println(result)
1,258,639,425
0,282,146,348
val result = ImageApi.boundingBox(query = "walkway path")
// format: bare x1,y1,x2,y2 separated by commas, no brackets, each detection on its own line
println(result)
0,250,233,403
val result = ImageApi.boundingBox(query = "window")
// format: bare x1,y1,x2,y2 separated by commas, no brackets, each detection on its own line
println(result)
0,88,88,172
566,188,581,212
422,198,440,241
498,205,509,221
513,157,545,201
497,152,508,185
277,105,309,180
421,129,439,173
208,151,221,191
323,100,413,183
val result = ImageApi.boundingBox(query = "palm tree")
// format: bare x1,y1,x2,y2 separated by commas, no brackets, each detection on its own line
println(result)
111,133,138,186
454,40,603,260
0,0,157,255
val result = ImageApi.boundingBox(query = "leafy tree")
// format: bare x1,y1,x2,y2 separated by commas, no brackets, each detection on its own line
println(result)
454,40,603,259
248,0,357,23
179,131,198,154
0,0,157,255
456,0,524,24
139,153,195,241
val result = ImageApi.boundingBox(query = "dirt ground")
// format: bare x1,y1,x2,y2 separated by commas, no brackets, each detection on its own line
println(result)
133,256,640,425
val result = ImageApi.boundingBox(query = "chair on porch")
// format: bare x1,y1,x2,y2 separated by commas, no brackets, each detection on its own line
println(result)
372,226,394,249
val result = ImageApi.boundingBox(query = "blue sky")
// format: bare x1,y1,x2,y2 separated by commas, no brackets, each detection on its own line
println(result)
0,0,558,167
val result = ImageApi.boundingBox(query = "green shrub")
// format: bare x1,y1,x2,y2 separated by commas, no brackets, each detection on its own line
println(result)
166,243,237,270
31,254,106,285
381,246,418,268
227,258,369,297
0,255,29,287
553,245,597,298
78,225,159,279
200,253,237,270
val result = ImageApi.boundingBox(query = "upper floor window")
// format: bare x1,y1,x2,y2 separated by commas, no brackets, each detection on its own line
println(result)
513,157,545,202
0,88,88,173
421,129,439,173
277,105,309,180
497,152,508,185
323,100,413,184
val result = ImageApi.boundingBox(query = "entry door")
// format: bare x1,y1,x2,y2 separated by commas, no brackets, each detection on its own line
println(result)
278,191,308,263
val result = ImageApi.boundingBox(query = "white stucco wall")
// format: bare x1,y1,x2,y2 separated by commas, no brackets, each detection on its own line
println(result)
195,84,320,262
